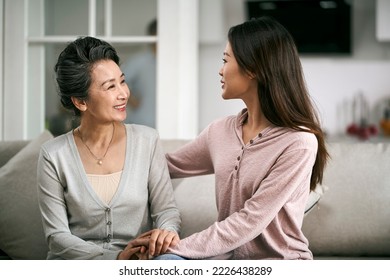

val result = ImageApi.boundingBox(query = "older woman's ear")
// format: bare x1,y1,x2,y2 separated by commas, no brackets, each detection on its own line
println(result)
71,96,87,112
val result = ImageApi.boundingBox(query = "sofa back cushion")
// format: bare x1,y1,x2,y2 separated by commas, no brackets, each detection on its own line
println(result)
0,131,53,259
0,140,29,168
303,142,390,257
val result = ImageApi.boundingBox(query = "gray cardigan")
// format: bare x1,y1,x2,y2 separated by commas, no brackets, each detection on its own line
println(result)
37,124,181,260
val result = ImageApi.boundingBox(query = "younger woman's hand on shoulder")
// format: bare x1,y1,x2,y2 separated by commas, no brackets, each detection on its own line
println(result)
137,229,180,257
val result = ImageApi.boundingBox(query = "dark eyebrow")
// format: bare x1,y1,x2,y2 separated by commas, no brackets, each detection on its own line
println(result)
101,78,115,87
101,73,125,87
223,52,231,57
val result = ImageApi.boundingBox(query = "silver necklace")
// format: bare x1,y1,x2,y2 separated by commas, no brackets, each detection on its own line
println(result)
77,123,115,165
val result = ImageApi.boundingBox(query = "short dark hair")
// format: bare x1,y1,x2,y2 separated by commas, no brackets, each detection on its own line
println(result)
54,36,120,116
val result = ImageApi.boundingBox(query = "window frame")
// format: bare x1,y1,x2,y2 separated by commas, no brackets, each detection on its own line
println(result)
1,0,198,140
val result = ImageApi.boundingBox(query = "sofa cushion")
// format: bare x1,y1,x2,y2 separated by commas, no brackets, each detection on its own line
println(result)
0,130,53,259
305,184,328,216
0,140,29,168
172,175,218,238
303,142,390,257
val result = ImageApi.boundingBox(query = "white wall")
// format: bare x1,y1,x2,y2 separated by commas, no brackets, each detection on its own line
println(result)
198,0,390,136
157,0,199,139
3,0,389,140
0,0,3,139
2,0,29,140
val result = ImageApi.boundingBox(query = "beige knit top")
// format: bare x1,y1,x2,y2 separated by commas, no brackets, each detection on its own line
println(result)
87,171,122,205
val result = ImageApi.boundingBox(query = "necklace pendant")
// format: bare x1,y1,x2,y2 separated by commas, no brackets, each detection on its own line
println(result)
77,123,115,167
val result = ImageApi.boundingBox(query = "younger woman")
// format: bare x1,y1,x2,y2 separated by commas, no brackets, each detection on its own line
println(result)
163,16,329,260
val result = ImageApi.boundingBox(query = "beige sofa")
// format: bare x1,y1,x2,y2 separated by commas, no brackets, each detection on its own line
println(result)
1,130,389,259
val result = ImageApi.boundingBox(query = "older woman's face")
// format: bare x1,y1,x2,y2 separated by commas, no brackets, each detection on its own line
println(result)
83,59,130,123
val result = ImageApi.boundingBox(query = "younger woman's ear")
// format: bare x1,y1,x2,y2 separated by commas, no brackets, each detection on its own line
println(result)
71,96,87,112
247,71,256,80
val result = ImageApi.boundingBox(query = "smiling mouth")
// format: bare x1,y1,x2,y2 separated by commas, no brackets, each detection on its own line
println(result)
114,104,126,110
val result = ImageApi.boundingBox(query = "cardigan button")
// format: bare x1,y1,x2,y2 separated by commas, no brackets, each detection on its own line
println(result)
105,234,112,243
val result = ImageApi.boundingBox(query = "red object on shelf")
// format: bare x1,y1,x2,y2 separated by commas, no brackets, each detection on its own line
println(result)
345,93,378,140
346,123,358,135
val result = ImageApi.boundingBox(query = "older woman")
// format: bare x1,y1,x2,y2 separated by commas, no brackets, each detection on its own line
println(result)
37,36,181,260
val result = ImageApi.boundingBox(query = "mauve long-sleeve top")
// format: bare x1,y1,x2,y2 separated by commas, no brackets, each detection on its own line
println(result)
166,109,317,259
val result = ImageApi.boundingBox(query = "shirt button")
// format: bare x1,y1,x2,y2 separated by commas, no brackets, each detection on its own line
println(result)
107,221,112,225
105,208,111,213
249,140,254,144
258,133,262,137
237,156,240,161
235,166,238,170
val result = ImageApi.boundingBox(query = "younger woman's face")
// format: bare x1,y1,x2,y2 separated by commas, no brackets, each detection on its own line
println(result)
83,59,130,123
219,42,256,100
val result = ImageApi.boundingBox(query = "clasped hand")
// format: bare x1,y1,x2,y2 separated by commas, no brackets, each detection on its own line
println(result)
117,229,180,260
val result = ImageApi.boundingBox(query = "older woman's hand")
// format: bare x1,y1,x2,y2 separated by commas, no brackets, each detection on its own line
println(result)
117,236,150,260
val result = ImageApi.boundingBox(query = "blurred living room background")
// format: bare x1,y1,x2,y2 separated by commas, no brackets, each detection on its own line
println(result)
1,0,390,141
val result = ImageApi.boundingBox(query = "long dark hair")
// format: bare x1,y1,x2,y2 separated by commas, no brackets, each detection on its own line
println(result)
54,36,120,116
228,16,329,191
